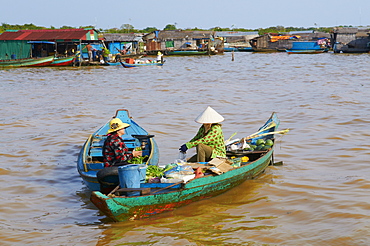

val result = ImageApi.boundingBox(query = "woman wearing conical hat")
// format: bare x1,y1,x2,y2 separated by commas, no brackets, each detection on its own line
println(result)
179,106,226,162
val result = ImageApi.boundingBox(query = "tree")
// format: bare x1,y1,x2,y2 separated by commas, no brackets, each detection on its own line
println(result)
120,24,134,32
143,27,157,33
60,25,76,29
164,24,177,30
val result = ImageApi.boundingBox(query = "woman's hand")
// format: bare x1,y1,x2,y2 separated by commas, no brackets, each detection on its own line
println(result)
132,150,142,157
179,144,188,152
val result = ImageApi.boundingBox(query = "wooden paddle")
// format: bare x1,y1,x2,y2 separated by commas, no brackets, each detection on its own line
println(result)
245,129,290,140
226,122,278,145
247,122,277,139
151,181,184,194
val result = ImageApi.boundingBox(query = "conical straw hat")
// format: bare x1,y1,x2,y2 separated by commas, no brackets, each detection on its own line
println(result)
195,106,224,124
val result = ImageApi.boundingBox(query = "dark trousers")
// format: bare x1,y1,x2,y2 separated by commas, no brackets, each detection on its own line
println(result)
187,143,213,162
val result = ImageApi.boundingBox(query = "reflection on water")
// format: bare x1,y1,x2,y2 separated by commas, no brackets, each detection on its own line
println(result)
0,52,370,245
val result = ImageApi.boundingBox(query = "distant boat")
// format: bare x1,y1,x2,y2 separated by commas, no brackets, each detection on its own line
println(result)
0,56,54,68
236,47,254,52
50,56,76,66
286,41,328,54
119,60,165,68
167,50,209,55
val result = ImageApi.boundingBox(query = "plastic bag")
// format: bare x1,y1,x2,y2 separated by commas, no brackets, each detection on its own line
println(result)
164,164,194,177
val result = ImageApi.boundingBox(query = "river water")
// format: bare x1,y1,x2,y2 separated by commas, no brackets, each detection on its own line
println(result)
1,52,370,245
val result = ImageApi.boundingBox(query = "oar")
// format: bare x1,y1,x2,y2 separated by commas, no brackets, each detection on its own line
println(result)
151,180,184,194
224,132,237,144
227,122,277,145
247,122,277,139
245,129,290,140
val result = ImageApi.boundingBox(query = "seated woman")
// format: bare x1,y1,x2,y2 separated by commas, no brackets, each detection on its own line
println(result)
103,118,142,167
179,106,226,162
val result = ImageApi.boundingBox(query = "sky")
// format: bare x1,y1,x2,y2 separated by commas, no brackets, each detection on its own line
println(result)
1,0,369,30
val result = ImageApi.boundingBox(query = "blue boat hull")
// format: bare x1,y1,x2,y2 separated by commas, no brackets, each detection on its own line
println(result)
77,109,159,191
120,61,164,68
286,41,328,54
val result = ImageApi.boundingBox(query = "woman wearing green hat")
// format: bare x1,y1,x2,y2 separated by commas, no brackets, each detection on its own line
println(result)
103,118,142,167
179,106,226,162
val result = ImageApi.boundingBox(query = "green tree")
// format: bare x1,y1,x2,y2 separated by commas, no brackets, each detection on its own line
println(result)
120,24,134,33
164,24,177,30
143,27,157,33
60,25,76,29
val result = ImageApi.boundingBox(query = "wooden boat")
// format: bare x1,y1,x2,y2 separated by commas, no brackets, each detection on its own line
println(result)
236,46,254,52
119,60,165,68
90,112,284,221
286,41,328,54
0,56,54,68
50,56,75,66
77,109,159,191
167,50,209,55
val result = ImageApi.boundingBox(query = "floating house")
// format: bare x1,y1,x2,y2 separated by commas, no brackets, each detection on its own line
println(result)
216,31,259,52
102,33,145,60
249,33,300,52
142,30,224,55
249,31,330,52
331,27,370,53
0,28,100,60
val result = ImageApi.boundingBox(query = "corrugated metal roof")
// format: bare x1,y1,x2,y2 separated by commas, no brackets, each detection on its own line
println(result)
156,30,214,40
0,29,93,41
103,33,144,42
216,31,259,37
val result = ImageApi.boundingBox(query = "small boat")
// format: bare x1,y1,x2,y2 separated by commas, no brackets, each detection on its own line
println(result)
236,46,254,52
119,60,165,68
0,56,54,68
286,41,328,54
89,112,286,221
223,46,238,52
77,109,159,191
50,56,76,66
167,50,209,55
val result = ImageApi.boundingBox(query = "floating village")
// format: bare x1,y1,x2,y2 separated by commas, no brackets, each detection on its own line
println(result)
0,27,369,68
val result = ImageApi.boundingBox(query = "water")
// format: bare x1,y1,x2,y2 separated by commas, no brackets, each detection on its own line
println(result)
1,52,370,245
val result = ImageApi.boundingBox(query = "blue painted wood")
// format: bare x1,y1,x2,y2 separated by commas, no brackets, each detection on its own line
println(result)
90,112,281,221
77,109,159,191
286,41,328,54
120,61,165,68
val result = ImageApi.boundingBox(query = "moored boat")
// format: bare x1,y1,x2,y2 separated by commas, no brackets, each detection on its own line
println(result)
0,56,54,68
88,112,287,221
119,60,165,68
166,50,209,55
77,109,159,191
286,41,328,54
50,56,76,66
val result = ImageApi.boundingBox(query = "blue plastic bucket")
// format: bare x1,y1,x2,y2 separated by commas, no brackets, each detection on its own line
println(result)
118,164,140,196
139,164,147,183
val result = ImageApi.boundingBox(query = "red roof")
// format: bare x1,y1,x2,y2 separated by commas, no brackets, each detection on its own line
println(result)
0,29,93,41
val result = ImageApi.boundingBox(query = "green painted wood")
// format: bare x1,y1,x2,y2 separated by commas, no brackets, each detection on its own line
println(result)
90,112,281,221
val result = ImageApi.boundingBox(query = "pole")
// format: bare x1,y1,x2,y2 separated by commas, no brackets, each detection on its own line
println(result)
79,40,82,67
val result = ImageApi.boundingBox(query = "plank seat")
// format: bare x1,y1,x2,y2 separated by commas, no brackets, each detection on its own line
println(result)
115,187,151,196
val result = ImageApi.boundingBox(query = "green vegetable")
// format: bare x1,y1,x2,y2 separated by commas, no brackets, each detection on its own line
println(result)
265,139,274,146
146,165,165,179
128,155,148,164
256,139,265,145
